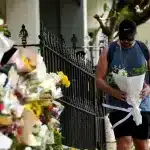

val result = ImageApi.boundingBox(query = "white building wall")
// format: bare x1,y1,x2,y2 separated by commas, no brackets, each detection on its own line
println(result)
6,0,40,45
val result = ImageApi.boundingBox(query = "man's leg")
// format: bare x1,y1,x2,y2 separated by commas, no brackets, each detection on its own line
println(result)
116,136,132,150
109,111,133,150
133,139,149,150
132,112,150,150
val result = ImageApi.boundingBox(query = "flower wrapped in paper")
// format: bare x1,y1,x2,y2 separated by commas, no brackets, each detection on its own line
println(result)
111,72,145,127
7,47,36,73
0,32,14,62
1,66,24,118
15,53,69,103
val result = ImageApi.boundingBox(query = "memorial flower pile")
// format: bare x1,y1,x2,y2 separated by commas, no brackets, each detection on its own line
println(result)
0,33,70,150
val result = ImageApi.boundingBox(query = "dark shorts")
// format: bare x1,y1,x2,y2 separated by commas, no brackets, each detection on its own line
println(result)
109,111,150,140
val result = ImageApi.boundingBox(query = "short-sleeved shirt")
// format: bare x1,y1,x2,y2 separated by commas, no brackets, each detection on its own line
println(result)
106,41,150,112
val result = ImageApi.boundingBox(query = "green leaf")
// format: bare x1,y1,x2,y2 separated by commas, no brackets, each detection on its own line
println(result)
132,63,147,75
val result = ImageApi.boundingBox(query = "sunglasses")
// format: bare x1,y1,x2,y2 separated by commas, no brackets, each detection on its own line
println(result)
120,37,134,42
119,34,135,42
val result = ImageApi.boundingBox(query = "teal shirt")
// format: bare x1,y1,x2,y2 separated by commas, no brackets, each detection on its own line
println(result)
107,41,150,112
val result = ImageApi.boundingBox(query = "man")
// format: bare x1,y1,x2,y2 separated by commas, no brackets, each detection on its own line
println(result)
96,19,150,150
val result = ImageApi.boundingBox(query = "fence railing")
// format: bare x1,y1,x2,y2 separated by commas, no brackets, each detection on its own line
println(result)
39,22,106,149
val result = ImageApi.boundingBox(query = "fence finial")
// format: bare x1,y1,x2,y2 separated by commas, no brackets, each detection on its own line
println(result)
71,33,78,50
19,24,28,47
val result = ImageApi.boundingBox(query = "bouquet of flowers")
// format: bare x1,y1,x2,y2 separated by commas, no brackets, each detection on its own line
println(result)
0,33,70,150
110,65,146,127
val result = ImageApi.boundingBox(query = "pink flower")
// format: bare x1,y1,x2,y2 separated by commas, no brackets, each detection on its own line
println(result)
0,103,4,111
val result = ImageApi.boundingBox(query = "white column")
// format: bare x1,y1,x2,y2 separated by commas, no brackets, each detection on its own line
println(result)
6,0,40,45
83,0,88,45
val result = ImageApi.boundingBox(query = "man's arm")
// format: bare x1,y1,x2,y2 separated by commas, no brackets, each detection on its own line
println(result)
96,48,114,95
140,52,150,98
96,48,127,100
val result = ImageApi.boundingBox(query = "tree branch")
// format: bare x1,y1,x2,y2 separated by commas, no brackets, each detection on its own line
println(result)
133,0,145,5
106,0,117,26
107,0,117,18
133,2,150,25
114,32,119,39
94,14,111,36
138,0,150,9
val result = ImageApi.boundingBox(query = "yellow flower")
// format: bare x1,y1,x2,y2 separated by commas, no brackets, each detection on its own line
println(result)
57,71,64,76
32,102,42,117
24,104,32,111
62,75,70,87
24,102,42,118
57,71,70,88
66,80,71,87
54,128,61,136
21,55,34,71
38,100,51,107
57,71,64,79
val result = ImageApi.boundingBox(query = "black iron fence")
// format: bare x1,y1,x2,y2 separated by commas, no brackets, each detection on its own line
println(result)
15,23,106,149
39,23,105,149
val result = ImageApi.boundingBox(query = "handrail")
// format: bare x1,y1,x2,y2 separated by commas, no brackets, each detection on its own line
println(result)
43,44,95,77
14,44,40,47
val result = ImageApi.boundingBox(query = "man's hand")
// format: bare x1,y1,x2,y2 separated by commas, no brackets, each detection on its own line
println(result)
140,83,150,99
111,89,127,101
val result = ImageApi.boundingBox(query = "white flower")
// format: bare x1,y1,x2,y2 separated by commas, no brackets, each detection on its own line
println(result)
48,73,61,84
52,100,62,107
27,93,39,99
36,54,47,81
11,104,24,118
50,118,60,125
118,69,128,76
40,78,63,99
2,93,24,117
34,136,42,146
38,125,48,138
32,125,41,134
51,87,63,99
40,78,55,90
25,147,32,150
0,73,7,86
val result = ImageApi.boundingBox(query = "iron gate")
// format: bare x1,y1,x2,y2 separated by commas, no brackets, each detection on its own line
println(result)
39,23,106,149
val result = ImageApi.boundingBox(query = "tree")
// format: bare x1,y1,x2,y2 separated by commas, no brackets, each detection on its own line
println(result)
93,0,150,43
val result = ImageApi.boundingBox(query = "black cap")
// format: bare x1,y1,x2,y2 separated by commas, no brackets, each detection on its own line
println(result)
119,19,137,39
